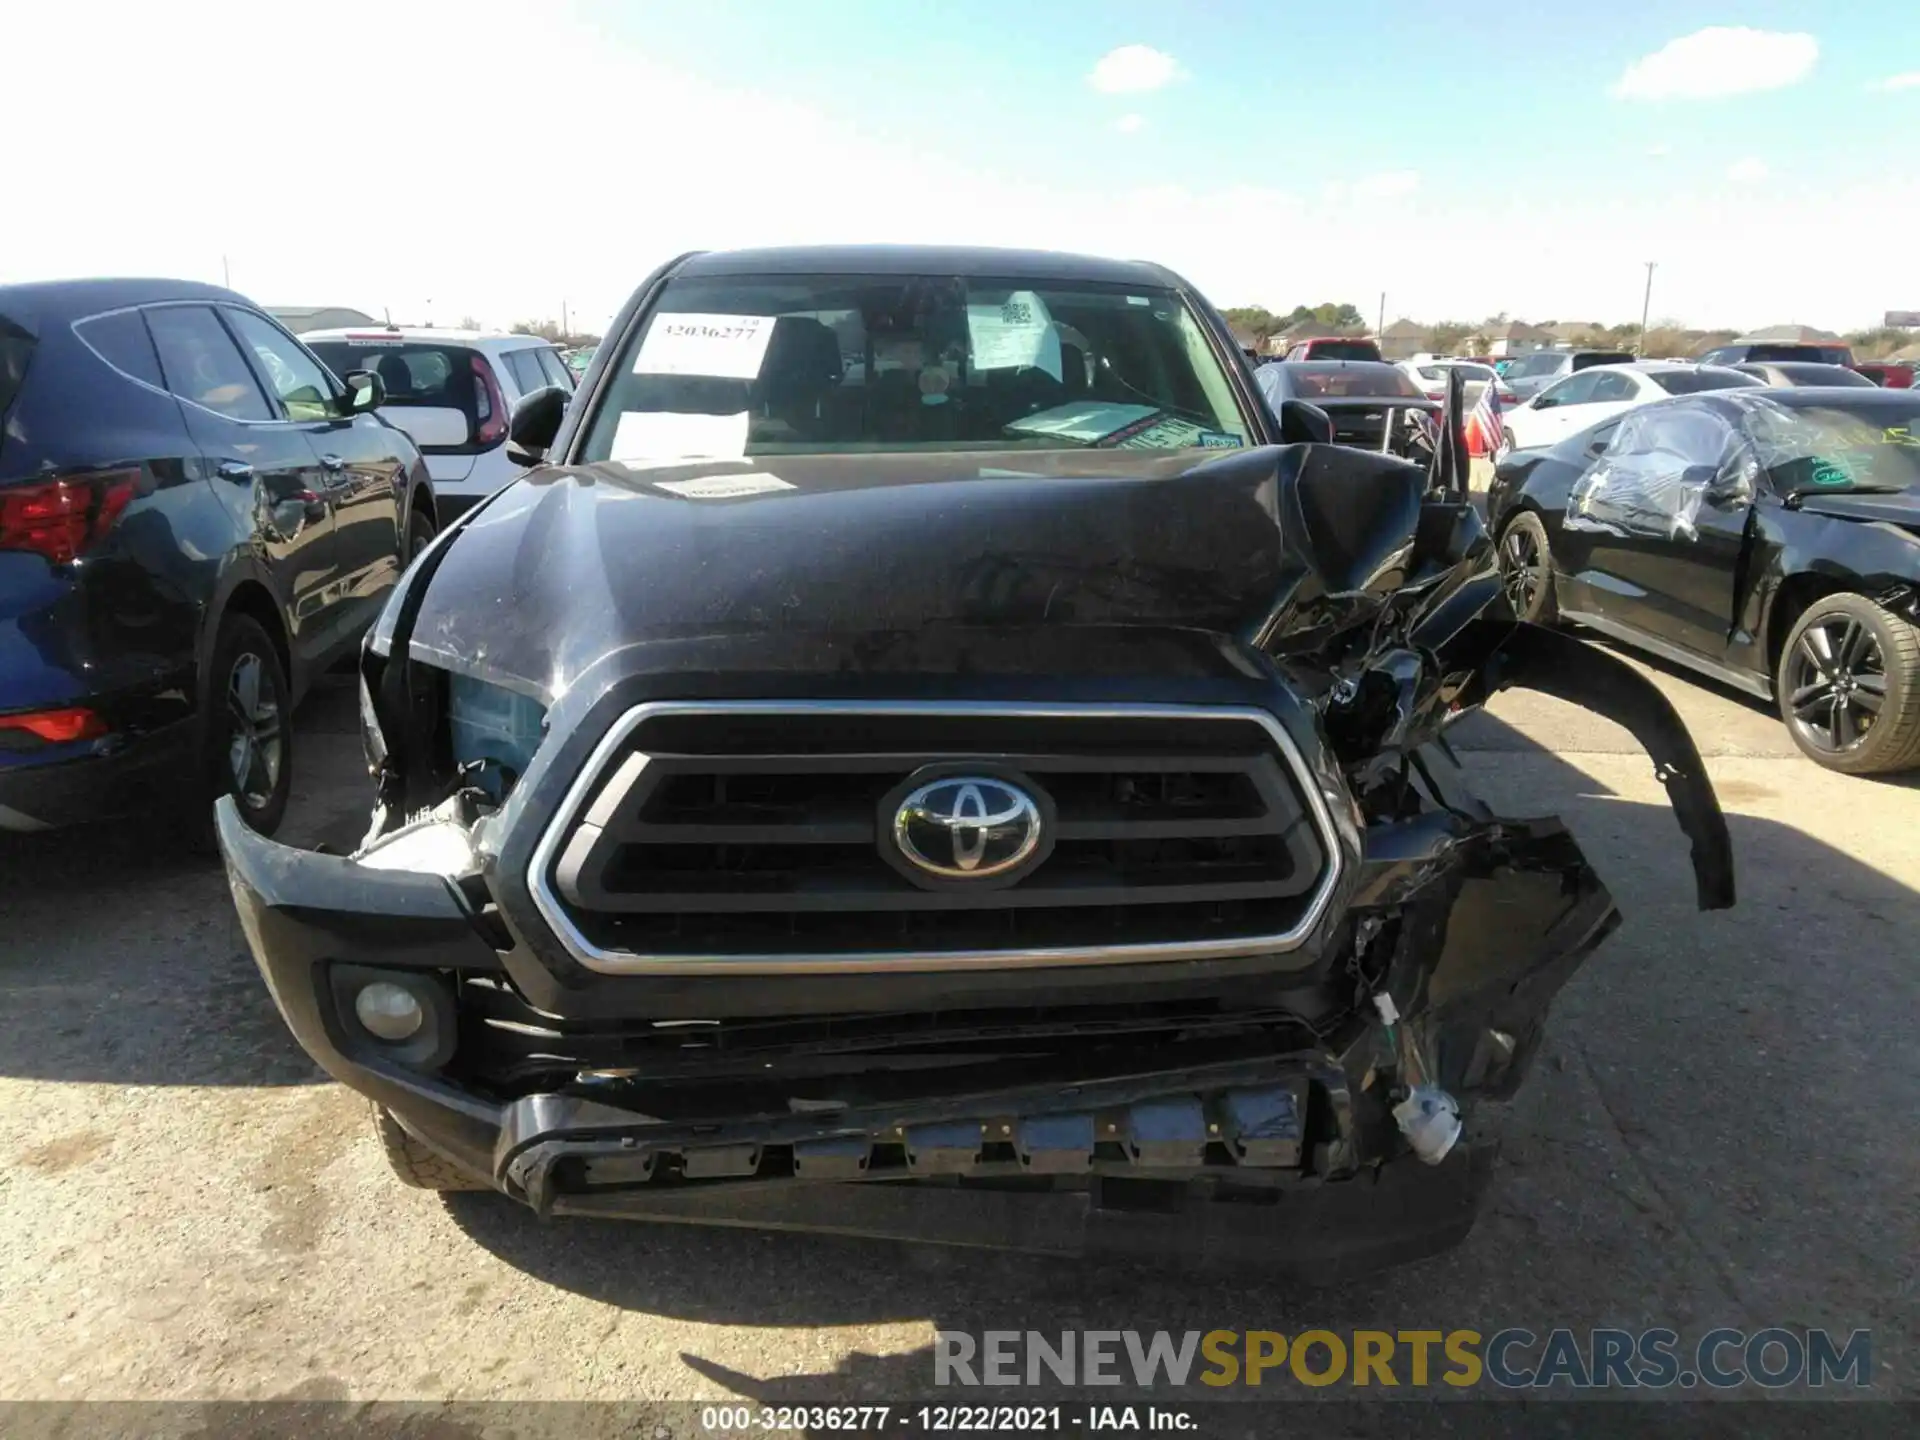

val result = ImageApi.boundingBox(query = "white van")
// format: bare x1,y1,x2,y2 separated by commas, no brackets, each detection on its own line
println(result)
304,328,574,522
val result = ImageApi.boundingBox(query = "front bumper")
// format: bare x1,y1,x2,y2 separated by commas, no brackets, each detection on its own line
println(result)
217,770,1619,1279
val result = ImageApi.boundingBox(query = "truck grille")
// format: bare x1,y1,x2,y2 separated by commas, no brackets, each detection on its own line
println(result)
530,703,1338,973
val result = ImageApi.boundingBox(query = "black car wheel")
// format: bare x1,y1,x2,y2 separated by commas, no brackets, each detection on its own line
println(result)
1498,511,1558,625
405,505,437,565
1777,593,1920,775
204,614,293,834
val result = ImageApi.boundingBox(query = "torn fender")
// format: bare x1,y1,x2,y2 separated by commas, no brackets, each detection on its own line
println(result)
1446,618,1736,910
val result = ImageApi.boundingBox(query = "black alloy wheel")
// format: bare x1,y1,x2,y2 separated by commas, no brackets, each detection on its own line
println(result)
1498,511,1557,624
203,614,293,835
1777,593,1920,775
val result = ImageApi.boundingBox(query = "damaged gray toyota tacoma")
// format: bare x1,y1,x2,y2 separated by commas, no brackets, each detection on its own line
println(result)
220,246,1735,1280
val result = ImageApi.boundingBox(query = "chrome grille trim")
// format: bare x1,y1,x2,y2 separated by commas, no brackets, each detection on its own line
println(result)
527,701,1345,975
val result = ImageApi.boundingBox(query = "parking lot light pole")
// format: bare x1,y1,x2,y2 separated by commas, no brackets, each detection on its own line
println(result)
1638,262,1656,356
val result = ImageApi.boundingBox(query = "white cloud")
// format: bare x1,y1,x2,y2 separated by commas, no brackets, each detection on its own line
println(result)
1088,45,1183,94
1352,170,1420,199
1114,113,1146,134
1871,71,1920,91
1611,27,1817,100
1727,156,1770,183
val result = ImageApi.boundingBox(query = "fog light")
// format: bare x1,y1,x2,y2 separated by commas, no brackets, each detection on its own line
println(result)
354,981,425,1042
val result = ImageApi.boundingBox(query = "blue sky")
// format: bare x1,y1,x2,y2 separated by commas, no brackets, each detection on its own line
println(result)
12,2,1919,330
608,0,1903,198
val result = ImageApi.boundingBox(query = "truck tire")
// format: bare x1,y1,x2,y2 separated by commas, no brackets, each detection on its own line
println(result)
372,1104,488,1191
1776,592,1920,774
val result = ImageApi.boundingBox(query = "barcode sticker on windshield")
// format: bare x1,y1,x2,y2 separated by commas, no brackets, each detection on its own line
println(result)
968,290,1062,381
633,314,775,379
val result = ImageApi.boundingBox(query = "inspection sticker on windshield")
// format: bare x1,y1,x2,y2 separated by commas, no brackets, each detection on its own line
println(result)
1197,430,1245,448
633,313,776,378
652,473,795,500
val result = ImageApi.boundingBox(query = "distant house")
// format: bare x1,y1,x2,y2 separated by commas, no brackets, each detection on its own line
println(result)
270,305,378,334
1487,322,1554,358
1378,318,1431,360
1543,321,1602,347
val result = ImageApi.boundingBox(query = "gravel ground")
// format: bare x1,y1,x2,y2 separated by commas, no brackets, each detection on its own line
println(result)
2,651,1916,1412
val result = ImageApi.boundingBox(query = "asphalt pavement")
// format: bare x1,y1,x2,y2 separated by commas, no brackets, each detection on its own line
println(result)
2,651,1916,1409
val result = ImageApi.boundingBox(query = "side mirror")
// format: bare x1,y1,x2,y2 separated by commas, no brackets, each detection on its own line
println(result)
1701,462,1755,508
1532,394,1557,410
1278,398,1334,445
507,385,568,466
340,370,385,415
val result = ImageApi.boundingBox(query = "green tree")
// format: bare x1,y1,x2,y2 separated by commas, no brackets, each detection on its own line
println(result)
1429,322,1473,354
1221,306,1280,342
1844,326,1915,360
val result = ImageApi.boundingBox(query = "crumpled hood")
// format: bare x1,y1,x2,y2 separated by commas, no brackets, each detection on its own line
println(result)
400,446,1420,702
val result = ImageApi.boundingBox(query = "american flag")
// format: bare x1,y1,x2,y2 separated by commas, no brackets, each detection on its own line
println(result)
1467,380,1505,458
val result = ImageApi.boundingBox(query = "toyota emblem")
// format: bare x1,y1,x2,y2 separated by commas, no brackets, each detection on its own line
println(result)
889,774,1045,882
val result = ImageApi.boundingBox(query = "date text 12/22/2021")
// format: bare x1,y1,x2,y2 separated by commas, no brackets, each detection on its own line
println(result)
699,1406,1194,1432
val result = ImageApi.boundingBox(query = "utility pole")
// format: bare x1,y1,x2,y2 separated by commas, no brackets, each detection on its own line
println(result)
1637,262,1656,355
222,255,230,288
561,299,569,338
1377,291,1386,337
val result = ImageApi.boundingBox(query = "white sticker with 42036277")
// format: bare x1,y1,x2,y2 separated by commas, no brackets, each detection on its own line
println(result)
633,313,776,378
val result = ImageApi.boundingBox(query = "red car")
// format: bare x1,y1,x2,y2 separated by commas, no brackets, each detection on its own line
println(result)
1853,361,1914,388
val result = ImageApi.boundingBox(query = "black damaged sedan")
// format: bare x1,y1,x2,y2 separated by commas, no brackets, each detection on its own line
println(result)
1488,387,1920,774
219,246,1734,1280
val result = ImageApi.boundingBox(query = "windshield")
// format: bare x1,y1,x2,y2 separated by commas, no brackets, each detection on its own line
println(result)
1303,339,1381,362
308,339,482,453
309,340,477,415
1647,368,1762,395
1764,364,1875,388
580,274,1250,462
1286,363,1424,399
1746,344,1851,365
1744,400,1920,494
